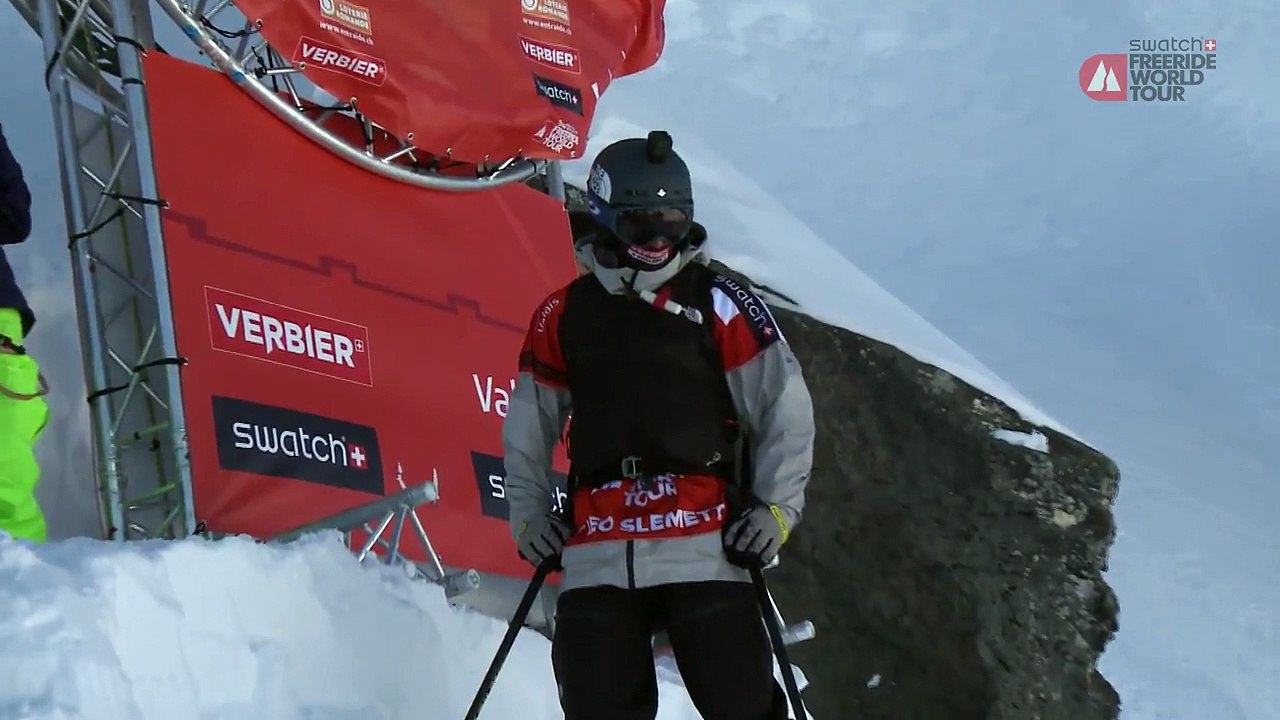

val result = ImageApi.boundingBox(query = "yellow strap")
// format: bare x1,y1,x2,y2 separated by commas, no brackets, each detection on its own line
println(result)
768,504,790,544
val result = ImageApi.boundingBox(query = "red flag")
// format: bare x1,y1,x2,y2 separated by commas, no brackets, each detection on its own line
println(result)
233,0,668,163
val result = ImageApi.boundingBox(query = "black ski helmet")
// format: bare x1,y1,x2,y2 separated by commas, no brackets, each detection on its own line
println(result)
584,130,695,271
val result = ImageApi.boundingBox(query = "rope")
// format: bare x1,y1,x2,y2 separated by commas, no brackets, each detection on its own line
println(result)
0,371,50,401
0,338,51,401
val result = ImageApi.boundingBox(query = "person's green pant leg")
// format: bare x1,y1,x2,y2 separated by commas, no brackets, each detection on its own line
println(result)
0,308,49,543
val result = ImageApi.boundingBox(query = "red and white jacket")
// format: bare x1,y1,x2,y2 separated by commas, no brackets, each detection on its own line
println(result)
502,226,815,591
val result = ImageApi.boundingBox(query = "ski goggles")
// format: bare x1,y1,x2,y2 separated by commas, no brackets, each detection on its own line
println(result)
610,205,694,247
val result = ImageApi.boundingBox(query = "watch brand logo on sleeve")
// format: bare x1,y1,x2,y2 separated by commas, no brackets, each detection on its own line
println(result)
213,395,384,495
205,286,373,386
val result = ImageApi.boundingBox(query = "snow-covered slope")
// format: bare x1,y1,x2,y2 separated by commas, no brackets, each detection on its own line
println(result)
0,533,723,719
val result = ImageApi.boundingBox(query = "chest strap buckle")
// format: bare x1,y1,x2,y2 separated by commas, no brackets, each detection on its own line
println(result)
621,456,644,480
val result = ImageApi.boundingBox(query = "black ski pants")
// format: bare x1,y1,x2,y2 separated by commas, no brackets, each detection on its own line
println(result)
551,579,789,720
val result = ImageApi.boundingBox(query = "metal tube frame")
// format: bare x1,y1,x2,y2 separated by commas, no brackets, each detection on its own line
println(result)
111,0,198,536
267,465,481,600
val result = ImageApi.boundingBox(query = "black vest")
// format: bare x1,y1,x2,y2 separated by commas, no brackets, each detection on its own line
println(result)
560,264,739,486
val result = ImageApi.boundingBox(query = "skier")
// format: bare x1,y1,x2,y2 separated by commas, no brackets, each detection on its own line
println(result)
0,123,50,543
502,130,815,719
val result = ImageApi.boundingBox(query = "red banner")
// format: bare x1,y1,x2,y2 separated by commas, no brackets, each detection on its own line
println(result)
143,51,578,581
229,0,667,163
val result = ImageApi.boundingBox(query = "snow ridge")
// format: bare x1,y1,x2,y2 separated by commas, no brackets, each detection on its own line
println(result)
0,533,717,720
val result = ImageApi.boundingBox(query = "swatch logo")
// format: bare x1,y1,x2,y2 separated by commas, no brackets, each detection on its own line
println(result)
533,74,583,115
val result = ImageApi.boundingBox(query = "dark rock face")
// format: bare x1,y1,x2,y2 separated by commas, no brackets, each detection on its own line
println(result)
723,267,1122,720
560,185,1121,719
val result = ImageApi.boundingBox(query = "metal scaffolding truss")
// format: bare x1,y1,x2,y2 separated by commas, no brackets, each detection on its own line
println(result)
12,0,195,542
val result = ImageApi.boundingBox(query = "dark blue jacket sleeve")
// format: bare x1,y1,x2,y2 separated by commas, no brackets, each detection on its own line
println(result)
0,124,33,245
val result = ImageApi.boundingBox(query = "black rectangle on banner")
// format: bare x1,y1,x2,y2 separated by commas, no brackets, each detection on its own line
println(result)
533,74,584,115
471,450,568,520
212,395,384,495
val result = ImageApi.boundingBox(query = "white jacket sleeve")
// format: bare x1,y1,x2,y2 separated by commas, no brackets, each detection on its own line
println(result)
501,371,572,538
501,287,574,540
725,338,815,531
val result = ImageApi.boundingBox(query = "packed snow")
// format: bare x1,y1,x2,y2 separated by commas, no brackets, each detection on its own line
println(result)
0,532,770,720
0,1,1278,719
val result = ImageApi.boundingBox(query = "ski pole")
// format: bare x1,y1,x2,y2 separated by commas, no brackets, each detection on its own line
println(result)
463,557,556,720
749,565,808,719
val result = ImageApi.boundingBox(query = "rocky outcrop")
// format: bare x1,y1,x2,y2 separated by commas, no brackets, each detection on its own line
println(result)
720,263,1122,720
561,186,1122,719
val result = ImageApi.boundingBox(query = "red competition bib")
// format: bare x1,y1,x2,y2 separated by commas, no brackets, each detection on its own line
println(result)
566,473,729,544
